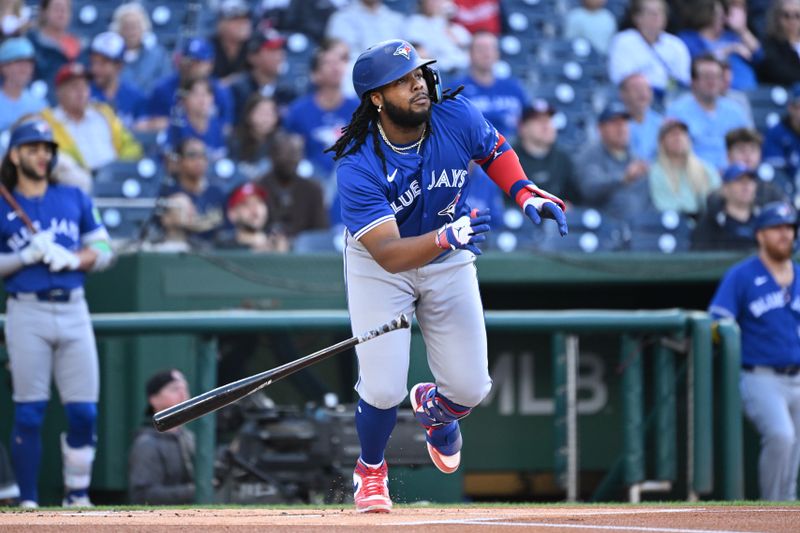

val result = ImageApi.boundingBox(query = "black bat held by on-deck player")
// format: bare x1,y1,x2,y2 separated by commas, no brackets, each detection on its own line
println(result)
152,314,410,432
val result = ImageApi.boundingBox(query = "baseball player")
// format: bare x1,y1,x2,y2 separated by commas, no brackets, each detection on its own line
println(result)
0,119,113,508
709,201,800,501
326,40,568,513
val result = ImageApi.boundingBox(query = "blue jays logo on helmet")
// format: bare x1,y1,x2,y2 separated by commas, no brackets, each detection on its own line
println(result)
7,119,58,171
393,42,412,60
755,201,798,231
352,39,439,100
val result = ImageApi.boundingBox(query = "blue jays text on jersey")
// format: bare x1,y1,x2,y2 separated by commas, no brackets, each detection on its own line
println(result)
709,256,800,368
0,184,107,293
337,95,498,241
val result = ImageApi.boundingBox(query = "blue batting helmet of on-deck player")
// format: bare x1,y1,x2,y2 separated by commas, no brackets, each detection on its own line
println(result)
352,39,443,102
7,119,58,171
755,201,799,231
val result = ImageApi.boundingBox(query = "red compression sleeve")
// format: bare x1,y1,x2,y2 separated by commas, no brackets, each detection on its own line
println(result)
478,135,537,207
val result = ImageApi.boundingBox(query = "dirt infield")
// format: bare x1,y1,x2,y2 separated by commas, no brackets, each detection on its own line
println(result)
1,505,799,532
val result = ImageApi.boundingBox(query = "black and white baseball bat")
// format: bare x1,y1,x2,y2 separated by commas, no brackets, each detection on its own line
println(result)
152,314,410,432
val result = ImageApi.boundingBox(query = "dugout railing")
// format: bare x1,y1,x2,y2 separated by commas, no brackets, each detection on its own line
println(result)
0,309,742,503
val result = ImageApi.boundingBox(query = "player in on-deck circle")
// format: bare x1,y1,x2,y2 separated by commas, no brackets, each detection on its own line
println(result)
0,119,114,508
326,40,568,513
709,201,800,501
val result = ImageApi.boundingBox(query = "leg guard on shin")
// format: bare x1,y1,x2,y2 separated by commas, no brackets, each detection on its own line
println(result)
10,401,47,503
62,403,97,491
411,384,472,428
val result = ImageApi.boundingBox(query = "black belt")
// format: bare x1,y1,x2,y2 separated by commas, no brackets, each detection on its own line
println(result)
742,364,800,377
9,288,73,302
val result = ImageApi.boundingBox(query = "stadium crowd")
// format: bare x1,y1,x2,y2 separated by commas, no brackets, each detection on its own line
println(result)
0,0,798,255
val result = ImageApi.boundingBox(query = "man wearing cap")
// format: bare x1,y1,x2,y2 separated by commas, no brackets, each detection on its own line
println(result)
211,0,253,83
691,162,758,250
763,82,800,194
40,62,142,172
0,37,46,132
709,201,800,500
156,137,226,247
665,54,750,170
230,30,298,121
128,369,195,504
88,31,145,128
574,100,653,219
218,182,289,252
512,99,578,204
138,37,233,133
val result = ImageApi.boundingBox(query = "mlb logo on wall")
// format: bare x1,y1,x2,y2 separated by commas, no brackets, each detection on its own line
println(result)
393,42,412,60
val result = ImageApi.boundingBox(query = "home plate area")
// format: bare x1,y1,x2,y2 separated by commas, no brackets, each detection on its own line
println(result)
1,505,799,532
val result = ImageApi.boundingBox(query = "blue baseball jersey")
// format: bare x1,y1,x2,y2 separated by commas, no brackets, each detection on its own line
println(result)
709,256,800,367
338,95,497,241
0,184,106,293
283,93,360,177
451,74,530,138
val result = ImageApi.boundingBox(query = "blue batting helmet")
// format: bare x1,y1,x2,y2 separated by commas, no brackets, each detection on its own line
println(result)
7,119,58,171
352,39,441,101
755,201,798,231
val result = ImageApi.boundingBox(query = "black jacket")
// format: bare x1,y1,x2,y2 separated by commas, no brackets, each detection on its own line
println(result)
128,426,195,504
758,36,800,86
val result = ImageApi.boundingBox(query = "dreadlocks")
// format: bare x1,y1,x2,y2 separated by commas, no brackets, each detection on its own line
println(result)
325,86,464,176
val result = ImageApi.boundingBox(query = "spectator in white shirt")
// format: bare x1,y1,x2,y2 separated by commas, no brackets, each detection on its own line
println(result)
405,0,471,74
608,0,691,102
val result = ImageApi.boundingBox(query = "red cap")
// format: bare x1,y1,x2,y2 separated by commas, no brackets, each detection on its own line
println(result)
227,182,268,210
54,62,90,87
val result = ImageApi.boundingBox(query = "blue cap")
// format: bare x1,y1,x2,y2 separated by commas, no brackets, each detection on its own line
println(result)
181,37,214,61
721,163,757,183
598,101,630,123
0,37,34,64
91,31,125,61
755,201,798,231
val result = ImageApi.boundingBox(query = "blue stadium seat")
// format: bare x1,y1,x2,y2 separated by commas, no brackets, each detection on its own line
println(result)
95,199,156,242
292,227,344,254
208,157,246,194
538,206,626,253
626,209,693,253
93,159,164,199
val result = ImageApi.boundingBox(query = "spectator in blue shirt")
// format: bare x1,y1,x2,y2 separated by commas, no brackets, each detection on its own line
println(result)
88,31,145,129
666,54,751,170
165,77,228,163
283,38,358,180
452,30,530,138
619,72,664,162
678,0,762,91
137,37,233,135
0,37,47,132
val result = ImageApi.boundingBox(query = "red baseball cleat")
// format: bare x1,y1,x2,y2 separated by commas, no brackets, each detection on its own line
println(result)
353,458,392,513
